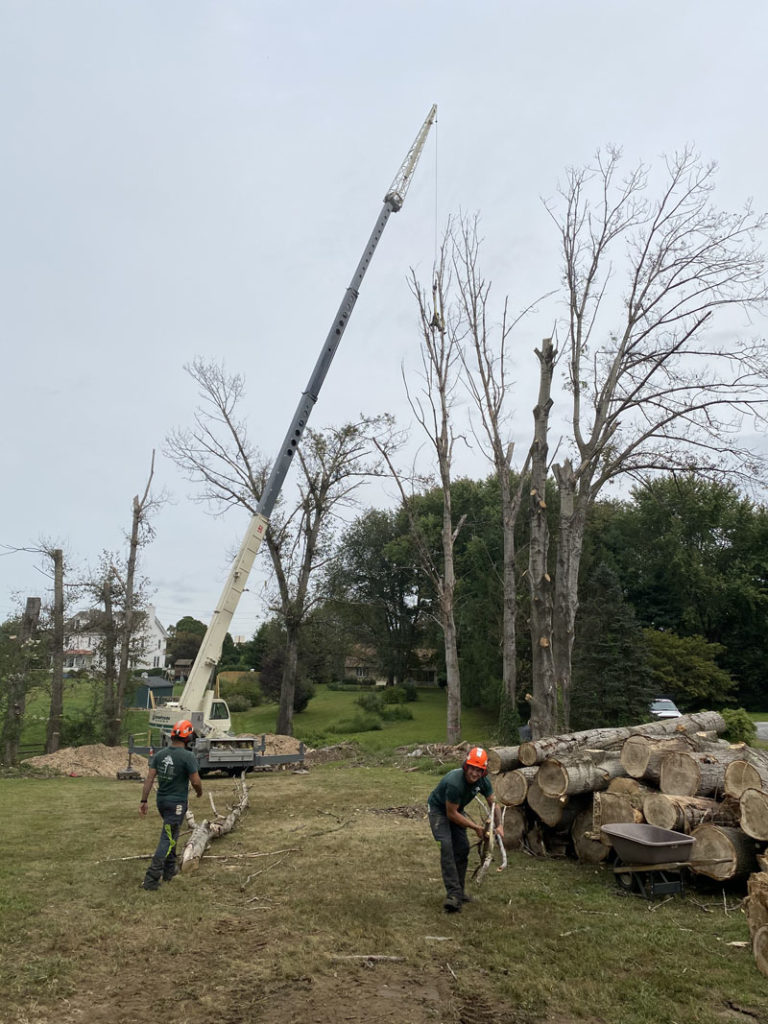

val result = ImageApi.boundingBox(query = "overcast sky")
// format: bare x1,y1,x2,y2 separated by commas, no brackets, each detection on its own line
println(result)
2,1,768,638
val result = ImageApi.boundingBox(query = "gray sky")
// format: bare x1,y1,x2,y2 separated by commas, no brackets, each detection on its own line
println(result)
2,1,768,637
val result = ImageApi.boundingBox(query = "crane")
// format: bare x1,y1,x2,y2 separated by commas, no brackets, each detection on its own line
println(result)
147,105,438,772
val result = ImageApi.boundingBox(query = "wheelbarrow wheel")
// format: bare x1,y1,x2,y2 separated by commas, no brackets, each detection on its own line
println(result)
614,860,641,893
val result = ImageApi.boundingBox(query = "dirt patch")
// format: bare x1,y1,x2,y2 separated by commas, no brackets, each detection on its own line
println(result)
373,804,428,819
304,741,359,766
21,744,148,777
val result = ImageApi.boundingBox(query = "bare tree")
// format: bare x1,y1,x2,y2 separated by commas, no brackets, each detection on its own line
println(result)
451,214,537,728
166,358,394,736
0,597,42,764
534,146,768,733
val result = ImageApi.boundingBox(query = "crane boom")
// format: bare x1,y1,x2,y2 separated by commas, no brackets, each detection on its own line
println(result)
154,105,437,742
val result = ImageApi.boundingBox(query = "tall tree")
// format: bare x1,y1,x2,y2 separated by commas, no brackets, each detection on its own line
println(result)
533,146,768,733
166,358,393,736
0,598,42,764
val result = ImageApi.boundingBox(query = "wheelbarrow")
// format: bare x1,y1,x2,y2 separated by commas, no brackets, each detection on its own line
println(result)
600,823,697,899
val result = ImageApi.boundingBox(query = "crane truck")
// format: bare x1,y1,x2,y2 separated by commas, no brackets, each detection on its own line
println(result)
135,105,437,775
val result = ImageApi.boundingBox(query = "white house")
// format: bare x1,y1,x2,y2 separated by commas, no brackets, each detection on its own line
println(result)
64,604,168,673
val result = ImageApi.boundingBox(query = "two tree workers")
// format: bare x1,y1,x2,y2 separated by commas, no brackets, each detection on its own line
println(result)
427,746,503,912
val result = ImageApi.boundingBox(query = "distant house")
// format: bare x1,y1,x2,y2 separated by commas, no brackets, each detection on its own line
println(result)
343,645,438,687
171,658,194,682
133,677,175,709
64,604,169,674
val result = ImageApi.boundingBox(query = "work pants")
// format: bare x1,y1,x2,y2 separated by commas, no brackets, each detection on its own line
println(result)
428,806,469,902
143,800,187,885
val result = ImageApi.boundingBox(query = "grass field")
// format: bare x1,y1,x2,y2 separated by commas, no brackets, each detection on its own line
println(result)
1,752,765,1024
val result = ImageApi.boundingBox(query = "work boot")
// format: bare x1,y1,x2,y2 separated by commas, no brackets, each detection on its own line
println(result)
460,892,474,903
443,895,462,913
163,863,180,882
140,878,161,891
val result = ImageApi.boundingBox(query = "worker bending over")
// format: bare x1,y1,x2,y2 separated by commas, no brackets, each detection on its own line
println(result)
427,746,503,913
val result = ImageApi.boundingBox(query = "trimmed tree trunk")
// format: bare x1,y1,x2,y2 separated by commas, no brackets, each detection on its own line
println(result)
537,752,627,799
689,823,760,881
739,788,768,841
724,759,768,799
493,767,538,807
592,791,642,841
659,749,747,798
499,806,526,850
571,803,609,864
642,792,741,833
620,734,696,782
487,745,522,774
45,549,65,754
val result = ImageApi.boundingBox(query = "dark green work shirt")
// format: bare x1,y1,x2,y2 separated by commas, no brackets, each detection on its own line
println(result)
428,767,492,814
149,746,199,804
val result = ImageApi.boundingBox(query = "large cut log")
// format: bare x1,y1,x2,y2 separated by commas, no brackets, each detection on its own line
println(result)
752,927,768,979
517,711,727,766
537,752,627,798
724,759,768,799
620,734,696,781
642,792,741,833
606,777,656,811
688,823,761,881
499,806,526,849
182,777,249,872
526,778,570,827
486,745,522,773
571,803,609,864
592,791,642,844
739,788,768,841
493,766,538,806
745,872,768,939
659,749,748,798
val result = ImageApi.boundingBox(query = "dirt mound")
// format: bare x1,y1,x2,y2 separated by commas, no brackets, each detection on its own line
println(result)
243,733,304,756
22,744,148,778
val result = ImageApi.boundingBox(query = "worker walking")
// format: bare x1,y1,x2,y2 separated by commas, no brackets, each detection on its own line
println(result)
427,746,503,913
139,719,203,891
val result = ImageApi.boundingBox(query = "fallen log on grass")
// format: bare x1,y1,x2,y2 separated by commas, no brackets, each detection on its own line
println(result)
182,776,249,872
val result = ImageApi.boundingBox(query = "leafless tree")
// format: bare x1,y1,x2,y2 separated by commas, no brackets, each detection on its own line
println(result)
451,213,538,726
532,146,768,733
0,597,42,764
166,358,394,736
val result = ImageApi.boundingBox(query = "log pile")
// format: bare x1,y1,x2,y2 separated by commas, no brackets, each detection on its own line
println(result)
489,711,768,973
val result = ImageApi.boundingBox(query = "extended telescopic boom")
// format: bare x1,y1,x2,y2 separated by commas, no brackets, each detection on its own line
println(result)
172,105,437,728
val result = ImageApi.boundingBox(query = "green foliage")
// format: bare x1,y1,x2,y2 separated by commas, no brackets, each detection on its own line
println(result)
401,681,418,702
719,707,758,744
643,629,736,710
381,685,409,704
356,692,383,714
218,672,262,707
293,680,315,714
329,711,383,733
225,694,252,713
380,704,413,722
571,563,656,729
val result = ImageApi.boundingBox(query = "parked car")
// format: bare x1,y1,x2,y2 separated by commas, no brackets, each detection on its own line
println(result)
649,698,682,719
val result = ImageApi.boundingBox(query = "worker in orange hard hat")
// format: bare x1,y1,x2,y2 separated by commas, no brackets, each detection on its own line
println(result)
138,720,203,891
427,746,503,912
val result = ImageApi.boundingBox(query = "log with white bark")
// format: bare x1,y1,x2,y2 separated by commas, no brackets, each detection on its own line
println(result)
181,777,249,872
642,792,741,833
739,788,768,841
688,823,761,881
724,758,768,799
493,766,539,806
486,745,522,773
571,803,610,864
516,711,727,767
537,752,627,799
659,749,749,798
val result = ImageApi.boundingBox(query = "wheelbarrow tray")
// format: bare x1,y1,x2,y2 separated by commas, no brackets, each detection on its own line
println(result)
600,823,696,864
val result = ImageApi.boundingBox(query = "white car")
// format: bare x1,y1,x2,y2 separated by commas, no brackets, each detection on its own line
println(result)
649,698,682,720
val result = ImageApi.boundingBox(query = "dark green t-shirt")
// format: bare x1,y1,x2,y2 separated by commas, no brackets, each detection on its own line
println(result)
150,746,199,804
428,767,493,814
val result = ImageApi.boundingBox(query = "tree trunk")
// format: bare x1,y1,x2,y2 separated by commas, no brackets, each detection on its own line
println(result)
526,778,569,828
487,745,522,774
620,734,697,782
276,622,299,736
442,601,461,745
102,577,120,746
1,597,41,765
181,777,249,871
46,549,65,754
689,823,760,881
659,749,747,798
724,758,768,799
537,752,627,799
528,337,557,738
499,806,526,850
739,789,768,841
571,803,610,864
592,791,642,840
642,792,741,833
493,767,538,807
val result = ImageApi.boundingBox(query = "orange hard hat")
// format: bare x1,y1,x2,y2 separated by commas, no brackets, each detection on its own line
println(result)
170,719,195,741
464,746,489,772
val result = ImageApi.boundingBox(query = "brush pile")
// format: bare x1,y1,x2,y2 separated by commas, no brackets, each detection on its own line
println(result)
488,711,768,975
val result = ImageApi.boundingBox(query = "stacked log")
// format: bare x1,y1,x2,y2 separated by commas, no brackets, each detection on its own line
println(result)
488,711,768,891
